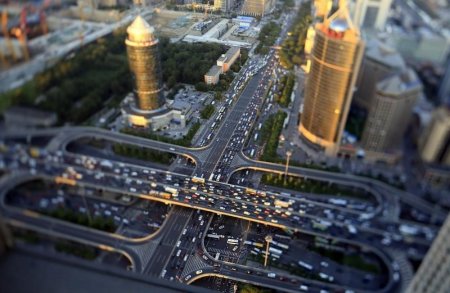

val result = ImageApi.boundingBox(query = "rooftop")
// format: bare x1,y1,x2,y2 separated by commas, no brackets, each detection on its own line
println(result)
127,15,157,43
206,65,222,76
365,39,405,70
377,68,422,96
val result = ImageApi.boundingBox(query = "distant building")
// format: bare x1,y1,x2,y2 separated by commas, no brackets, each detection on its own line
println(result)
387,26,450,64
216,46,240,72
299,2,364,156
354,39,406,109
418,107,450,166
350,0,393,31
126,15,164,111
3,106,57,128
0,215,13,256
204,65,222,85
361,68,422,163
233,16,255,30
241,0,275,17
313,0,332,19
214,0,234,12
406,214,450,293
438,57,450,106
122,16,186,130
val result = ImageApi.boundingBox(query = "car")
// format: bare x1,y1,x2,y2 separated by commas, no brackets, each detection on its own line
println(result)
267,272,276,278
196,270,203,275
184,275,191,281
299,285,308,291
320,261,329,267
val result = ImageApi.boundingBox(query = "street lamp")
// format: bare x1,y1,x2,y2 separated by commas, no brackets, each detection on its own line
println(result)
264,235,273,267
284,150,292,184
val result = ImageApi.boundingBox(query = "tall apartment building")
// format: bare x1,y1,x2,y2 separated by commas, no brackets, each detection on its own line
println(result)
406,214,450,293
350,0,393,31
126,16,164,111
354,39,405,109
299,1,364,156
361,68,422,162
241,0,274,17
418,107,450,166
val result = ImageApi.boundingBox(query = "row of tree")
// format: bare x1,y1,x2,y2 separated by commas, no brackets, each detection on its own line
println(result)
259,111,287,162
279,1,312,69
275,74,295,107
255,22,281,55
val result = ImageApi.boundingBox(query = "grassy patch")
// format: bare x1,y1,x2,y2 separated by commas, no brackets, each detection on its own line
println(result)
42,207,116,233
112,143,175,165
259,111,287,162
261,173,374,202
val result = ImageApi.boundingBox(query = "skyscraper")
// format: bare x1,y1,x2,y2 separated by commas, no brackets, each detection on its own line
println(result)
418,106,450,166
354,39,405,109
406,213,450,293
350,0,393,31
126,16,164,111
299,1,364,156
361,68,422,162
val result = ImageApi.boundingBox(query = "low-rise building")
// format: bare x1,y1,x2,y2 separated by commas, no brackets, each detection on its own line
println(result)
204,65,222,85
216,46,240,72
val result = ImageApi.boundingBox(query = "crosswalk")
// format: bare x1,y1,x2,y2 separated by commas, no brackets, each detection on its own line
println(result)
181,253,211,278
389,249,414,292
129,241,158,273
207,247,240,259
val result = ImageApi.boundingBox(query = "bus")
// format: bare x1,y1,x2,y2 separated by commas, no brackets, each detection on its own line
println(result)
164,186,178,196
328,198,347,206
272,240,289,250
253,242,264,248
192,176,205,184
269,247,282,255
245,188,257,195
211,122,216,129
298,261,313,271
207,234,221,239
227,239,239,245
274,234,291,240
312,220,332,231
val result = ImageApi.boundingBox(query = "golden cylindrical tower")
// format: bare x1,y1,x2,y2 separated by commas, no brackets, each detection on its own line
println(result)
126,16,164,111
300,3,364,156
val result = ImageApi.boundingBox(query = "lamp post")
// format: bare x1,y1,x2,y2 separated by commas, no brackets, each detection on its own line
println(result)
264,235,273,267
284,150,292,184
